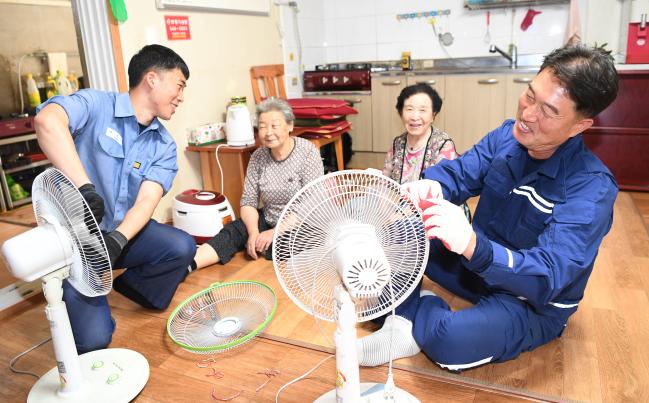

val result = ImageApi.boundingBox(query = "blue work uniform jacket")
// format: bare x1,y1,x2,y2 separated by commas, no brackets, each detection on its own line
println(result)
38,89,178,232
425,120,618,317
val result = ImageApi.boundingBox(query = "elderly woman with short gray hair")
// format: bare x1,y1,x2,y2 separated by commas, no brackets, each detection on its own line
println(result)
190,97,324,270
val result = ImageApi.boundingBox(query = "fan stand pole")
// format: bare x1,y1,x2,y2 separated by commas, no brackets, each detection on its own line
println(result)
42,270,84,396
333,287,361,400
316,287,420,403
28,270,151,403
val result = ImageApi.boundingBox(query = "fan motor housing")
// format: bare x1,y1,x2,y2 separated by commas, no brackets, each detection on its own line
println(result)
333,223,390,299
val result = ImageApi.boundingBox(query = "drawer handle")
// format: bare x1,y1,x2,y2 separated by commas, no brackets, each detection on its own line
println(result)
382,80,402,86
416,80,436,85
477,78,499,85
513,77,532,84
343,99,362,104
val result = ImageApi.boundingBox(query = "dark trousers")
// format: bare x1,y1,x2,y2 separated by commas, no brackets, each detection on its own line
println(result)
63,220,195,353
205,209,272,264
395,239,569,371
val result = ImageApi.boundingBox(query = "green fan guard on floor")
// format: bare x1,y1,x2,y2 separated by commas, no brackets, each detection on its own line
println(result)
167,280,277,354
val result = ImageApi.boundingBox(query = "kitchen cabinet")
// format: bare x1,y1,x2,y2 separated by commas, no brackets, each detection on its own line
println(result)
406,74,447,132
0,133,51,210
583,69,649,191
444,74,506,154
371,75,406,152
308,93,373,152
505,73,534,119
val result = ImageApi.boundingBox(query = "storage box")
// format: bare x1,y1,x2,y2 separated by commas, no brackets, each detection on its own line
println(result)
186,122,225,146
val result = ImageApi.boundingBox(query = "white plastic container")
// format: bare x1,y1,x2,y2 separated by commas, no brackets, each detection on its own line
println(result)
25,73,41,107
172,189,235,243
55,71,73,96
225,97,255,146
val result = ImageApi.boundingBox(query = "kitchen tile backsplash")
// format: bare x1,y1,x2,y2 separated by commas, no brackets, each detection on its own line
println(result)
282,0,570,70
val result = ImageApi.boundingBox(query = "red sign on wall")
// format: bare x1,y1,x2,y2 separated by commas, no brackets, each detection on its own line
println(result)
165,16,191,40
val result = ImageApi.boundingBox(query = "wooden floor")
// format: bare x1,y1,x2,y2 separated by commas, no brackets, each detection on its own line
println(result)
1,191,649,402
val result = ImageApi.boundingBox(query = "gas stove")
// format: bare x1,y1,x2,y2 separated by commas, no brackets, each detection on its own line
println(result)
314,63,371,71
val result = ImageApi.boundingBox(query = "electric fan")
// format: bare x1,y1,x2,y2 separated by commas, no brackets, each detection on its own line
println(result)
167,280,277,354
1,168,149,403
272,169,429,402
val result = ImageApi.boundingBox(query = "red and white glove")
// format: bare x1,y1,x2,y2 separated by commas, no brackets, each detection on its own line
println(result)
422,199,473,255
401,179,443,212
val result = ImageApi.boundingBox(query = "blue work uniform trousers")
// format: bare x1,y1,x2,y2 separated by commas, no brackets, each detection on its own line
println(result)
396,239,569,371
62,219,195,354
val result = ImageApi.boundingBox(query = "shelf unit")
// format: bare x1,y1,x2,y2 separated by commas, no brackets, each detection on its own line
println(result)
0,132,51,210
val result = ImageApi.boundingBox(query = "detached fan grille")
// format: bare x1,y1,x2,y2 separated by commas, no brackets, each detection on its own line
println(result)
167,281,277,354
32,168,111,297
272,170,429,322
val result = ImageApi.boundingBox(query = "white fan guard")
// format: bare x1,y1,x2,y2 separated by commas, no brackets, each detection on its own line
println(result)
167,281,277,354
272,169,429,322
32,168,112,297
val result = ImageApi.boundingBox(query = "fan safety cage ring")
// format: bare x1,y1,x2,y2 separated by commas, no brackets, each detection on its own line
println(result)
272,169,429,323
167,280,277,354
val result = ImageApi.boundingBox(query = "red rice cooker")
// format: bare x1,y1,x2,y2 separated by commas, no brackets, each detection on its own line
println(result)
172,189,235,244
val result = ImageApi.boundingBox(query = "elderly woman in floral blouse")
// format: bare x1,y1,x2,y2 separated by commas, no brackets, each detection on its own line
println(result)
382,83,470,219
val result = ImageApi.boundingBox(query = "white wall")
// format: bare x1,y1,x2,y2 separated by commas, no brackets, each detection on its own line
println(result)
117,2,284,222
282,0,649,71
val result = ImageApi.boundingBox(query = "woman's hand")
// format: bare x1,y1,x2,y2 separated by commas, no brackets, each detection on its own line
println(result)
255,229,275,254
246,231,260,259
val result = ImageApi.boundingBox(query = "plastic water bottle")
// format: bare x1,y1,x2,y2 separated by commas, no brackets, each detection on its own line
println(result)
25,73,41,107
55,70,73,96
67,72,79,92
45,73,57,99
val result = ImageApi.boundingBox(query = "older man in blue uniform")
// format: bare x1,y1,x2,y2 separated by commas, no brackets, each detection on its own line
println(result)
358,44,619,370
34,45,195,354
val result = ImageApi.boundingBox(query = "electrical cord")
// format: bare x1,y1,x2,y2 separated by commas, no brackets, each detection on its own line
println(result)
9,336,52,378
16,52,47,115
17,54,29,116
275,354,334,402
214,143,227,195
289,2,303,79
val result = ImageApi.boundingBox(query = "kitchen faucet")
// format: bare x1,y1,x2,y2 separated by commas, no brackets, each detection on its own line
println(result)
489,44,518,69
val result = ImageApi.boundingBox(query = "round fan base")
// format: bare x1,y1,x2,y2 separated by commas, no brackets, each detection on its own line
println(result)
28,348,149,403
315,382,419,402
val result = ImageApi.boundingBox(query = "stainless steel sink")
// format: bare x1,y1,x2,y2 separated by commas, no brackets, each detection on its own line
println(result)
416,53,545,73
370,54,546,76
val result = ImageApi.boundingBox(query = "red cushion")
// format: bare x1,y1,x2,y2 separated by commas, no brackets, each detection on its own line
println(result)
288,98,357,117
292,120,351,139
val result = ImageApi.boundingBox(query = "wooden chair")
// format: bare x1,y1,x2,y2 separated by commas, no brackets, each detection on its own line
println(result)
249,64,344,171
250,64,287,103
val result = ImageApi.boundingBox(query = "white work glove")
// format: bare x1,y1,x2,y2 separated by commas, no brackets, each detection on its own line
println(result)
401,179,443,212
422,199,473,255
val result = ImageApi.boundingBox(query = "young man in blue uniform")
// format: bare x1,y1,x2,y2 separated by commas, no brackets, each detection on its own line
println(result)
34,44,196,354
358,44,619,370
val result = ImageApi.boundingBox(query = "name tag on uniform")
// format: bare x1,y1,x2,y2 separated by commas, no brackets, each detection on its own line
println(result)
105,127,123,145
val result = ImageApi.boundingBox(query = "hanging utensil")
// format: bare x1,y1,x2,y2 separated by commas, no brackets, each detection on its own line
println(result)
444,12,454,46
430,16,454,47
484,11,491,44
